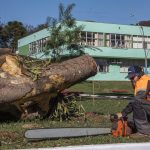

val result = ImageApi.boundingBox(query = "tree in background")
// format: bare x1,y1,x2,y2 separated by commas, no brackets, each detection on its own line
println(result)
46,3,84,62
25,23,48,35
0,24,4,47
0,22,8,48
0,3,91,56
3,21,27,52
0,20,50,52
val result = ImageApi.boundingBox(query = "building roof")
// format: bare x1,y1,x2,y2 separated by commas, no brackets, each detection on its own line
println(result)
77,20,150,36
18,20,150,47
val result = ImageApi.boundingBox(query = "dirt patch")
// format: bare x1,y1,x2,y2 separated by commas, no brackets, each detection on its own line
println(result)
85,112,109,123
73,112,110,126
0,131,18,140
22,123,43,129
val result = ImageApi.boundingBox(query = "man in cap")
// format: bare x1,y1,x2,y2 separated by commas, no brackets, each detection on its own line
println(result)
117,65,150,137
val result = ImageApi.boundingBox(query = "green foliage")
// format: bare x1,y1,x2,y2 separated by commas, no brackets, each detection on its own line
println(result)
46,3,84,62
1,21,27,51
0,23,9,48
18,55,51,80
49,93,85,121
0,20,50,51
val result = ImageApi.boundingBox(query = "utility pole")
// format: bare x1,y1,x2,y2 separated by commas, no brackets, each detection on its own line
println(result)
139,25,148,74
130,14,148,74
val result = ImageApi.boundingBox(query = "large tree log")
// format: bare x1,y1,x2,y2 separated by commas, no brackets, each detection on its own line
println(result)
0,54,97,119
0,48,12,66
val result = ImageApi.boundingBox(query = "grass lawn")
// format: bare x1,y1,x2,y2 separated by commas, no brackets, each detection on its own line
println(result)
69,81,133,94
0,81,149,149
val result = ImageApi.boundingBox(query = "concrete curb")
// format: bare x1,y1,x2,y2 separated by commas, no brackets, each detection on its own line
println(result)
15,142,150,150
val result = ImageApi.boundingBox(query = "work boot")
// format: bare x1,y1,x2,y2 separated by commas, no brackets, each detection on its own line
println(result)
126,125,133,136
130,132,150,139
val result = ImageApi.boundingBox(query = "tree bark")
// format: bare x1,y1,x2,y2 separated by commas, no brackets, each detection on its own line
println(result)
0,54,97,119
0,48,12,66
0,48,12,55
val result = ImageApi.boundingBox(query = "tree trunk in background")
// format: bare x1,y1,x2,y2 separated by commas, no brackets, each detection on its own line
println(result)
0,54,97,120
0,48,12,55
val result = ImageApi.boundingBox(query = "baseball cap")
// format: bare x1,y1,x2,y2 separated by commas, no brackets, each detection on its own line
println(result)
125,65,143,79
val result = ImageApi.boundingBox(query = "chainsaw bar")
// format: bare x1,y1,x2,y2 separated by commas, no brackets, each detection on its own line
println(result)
25,127,111,140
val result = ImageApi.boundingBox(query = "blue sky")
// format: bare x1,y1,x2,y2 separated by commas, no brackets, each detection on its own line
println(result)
0,0,150,27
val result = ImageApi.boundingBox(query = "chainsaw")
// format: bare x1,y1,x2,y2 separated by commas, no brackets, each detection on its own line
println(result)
25,114,132,141
110,114,132,137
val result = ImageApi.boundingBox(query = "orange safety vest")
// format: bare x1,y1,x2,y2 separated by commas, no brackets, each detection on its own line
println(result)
134,74,150,101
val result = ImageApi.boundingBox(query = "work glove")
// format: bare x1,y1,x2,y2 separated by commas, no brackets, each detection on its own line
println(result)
116,112,122,118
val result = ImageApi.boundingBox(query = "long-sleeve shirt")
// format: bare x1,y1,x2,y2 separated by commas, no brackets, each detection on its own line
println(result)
122,90,150,118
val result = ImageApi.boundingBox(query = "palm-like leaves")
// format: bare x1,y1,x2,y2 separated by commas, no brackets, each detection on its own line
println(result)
46,17,57,28
46,3,84,61
59,3,76,28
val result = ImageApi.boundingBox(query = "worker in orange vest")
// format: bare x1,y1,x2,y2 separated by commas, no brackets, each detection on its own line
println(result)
117,65,150,136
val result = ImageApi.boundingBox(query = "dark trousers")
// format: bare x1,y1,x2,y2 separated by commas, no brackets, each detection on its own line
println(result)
131,100,150,134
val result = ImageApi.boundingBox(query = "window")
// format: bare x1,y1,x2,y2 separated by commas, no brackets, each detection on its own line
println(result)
110,34,125,48
105,34,110,47
80,31,150,49
94,33,104,46
95,59,109,72
132,35,150,49
110,34,115,47
120,66,129,73
81,32,86,45
143,36,150,49
109,58,122,64
29,37,48,55
133,36,143,48
87,32,94,46
80,31,104,46
97,65,109,72
124,35,132,48
119,59,148,73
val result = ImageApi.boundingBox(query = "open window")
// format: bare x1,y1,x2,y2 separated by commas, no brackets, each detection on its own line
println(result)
95,59,109,72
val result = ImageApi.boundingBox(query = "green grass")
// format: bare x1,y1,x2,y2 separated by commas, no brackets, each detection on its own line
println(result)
0,81,148,149
69,81,133,94
79,99,128,115
1,99,148,149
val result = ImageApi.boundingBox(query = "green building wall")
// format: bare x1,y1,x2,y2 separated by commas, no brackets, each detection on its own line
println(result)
89,65,127,81
18,45,29,55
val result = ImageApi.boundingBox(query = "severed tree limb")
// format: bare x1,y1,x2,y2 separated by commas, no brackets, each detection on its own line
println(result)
0,54,97,120
0,48,12,67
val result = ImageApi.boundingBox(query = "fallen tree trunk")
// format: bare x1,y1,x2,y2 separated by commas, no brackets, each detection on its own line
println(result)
0,54,97,120
0,48,12,66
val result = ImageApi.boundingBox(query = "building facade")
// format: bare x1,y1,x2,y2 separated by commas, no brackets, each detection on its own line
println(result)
18,21,150,81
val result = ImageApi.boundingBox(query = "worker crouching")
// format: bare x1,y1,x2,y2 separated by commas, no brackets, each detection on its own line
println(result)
116,65,150,137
